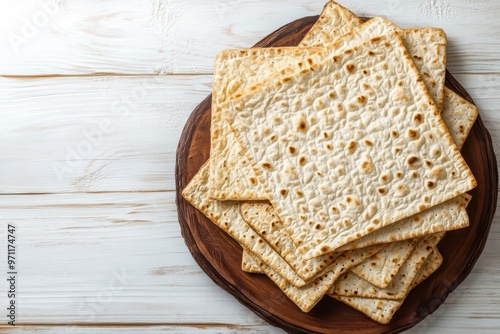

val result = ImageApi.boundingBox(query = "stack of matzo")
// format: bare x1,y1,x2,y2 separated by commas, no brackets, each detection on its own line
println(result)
182,0,478,324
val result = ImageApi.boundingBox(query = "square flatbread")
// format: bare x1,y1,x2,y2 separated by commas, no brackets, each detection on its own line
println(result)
210,16,448,202
234,35,471,273
220,33,476,260
238,86,475,272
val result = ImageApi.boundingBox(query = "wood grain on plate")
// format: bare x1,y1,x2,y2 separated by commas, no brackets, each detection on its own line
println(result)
175,16,498,333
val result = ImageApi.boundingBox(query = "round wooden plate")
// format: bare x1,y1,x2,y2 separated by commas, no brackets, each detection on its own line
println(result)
175,16,498,333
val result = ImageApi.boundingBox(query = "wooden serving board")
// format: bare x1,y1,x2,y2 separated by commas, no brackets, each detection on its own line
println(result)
175,15,498,333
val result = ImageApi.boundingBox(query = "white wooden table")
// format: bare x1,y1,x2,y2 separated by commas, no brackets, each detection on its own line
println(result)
0,0,499,332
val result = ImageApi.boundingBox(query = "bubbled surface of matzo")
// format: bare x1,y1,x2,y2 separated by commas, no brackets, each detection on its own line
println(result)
336,194,470,250
410,247,443,289
300,1,363,48
331,294,402,324
400,28,447,112
221,34,476,260
441,86,479,150
349,238,419,289
210,47,323,200
241,250,264,273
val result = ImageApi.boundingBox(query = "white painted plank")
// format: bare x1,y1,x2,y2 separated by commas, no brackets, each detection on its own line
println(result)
0,74,211,194
0,191,271,326
3,326,283,334
0,0,174,75
0,0,323,75
0,0,499,75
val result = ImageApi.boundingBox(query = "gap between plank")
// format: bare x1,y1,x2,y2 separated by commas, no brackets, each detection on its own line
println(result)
2,323,258,329
0,73,213,79
0,189,176,196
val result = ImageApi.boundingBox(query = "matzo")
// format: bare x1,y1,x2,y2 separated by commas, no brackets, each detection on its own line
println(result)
242,250,264,274
400,28,447,111
211,17,452,202
221,33,476,259
331,295,401,324
350,238,419,289
238,73,472,274
237,90,473,272
411,247,443,289
337,194,470,250
441,87,479,149
234,93,474,258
